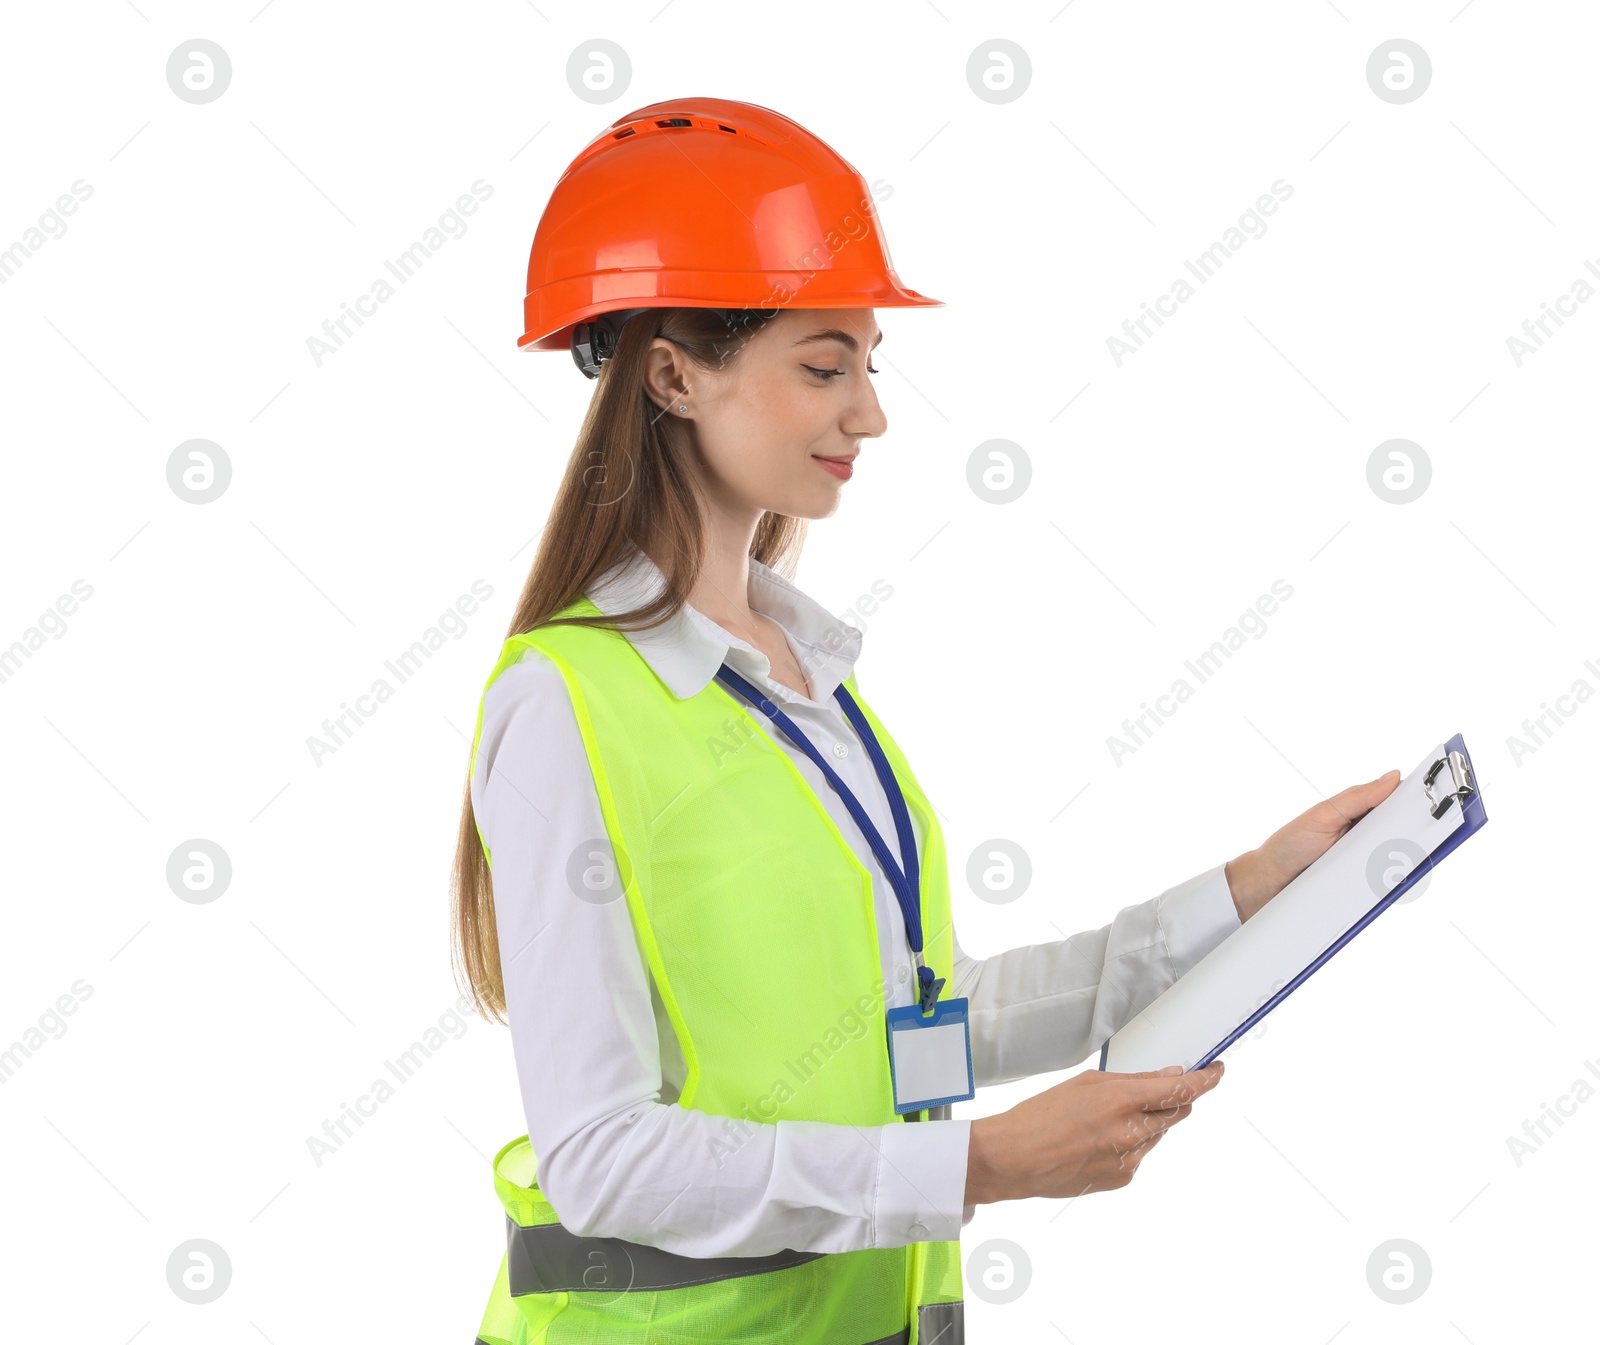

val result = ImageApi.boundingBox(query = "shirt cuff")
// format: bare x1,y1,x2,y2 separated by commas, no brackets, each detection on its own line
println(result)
873,1117,971,1246
1156,863,1242,978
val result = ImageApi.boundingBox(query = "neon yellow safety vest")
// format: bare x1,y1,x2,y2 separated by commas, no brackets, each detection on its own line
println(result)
468,595,965,1345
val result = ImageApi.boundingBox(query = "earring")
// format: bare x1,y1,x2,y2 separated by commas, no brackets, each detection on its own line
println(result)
678,404,688,413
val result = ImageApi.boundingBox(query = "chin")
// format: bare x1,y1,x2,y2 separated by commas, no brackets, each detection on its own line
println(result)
756,487,840,521
798,492,844,521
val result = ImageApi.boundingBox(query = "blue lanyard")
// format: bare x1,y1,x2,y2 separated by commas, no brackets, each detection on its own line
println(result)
713,663,945,1013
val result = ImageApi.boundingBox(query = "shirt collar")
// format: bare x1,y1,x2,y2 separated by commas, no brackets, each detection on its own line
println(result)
582,543,863,704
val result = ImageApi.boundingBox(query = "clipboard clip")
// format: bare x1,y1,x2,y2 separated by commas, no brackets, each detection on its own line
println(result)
1423,750,1474,819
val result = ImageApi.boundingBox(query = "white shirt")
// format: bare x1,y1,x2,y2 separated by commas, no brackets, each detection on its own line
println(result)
470,544,1242,1257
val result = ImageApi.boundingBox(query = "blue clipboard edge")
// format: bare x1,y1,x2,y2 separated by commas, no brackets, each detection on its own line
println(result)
887,997,976,1114
1097,733,1488,1073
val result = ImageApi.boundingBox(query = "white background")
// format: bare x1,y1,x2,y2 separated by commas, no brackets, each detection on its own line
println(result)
2,2,1594,1341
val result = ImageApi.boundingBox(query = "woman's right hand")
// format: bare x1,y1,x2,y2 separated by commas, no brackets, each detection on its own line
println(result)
964,1060,1225,1205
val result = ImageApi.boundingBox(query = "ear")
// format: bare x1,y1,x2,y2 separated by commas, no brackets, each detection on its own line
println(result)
641,338,691,416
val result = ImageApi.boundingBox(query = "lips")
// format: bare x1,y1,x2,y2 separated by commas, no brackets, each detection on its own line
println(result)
813,454,855,480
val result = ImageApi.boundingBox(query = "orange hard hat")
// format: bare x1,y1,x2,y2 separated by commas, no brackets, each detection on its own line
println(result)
519,96,941,371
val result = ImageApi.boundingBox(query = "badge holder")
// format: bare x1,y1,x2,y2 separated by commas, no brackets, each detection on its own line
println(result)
886,997,975,1115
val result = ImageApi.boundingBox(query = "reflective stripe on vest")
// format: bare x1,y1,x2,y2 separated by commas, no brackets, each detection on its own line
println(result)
505,1213,825,1294
481,1333,934,1345
469,599,964,1344
484,1297,950,1345
918,1300,965,1344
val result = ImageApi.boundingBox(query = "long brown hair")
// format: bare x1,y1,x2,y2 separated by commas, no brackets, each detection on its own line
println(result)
449,305,804,1023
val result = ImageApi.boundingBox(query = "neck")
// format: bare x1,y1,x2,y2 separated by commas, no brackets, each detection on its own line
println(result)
689,511,761,635
641,495,763,635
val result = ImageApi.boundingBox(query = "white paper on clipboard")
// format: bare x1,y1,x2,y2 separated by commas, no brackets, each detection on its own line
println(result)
1099,737,1485,1074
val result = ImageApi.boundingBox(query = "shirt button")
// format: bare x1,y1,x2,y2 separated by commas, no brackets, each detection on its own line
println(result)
831,741,849,759
896,964,909,984
907,1221,930,1241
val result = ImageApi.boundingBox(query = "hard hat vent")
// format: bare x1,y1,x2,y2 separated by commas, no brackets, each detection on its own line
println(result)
606,115,753,147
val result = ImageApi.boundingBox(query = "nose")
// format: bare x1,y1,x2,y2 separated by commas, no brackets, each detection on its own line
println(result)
845,357,889,440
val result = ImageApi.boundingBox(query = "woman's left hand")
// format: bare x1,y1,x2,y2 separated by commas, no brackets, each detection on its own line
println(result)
1223,769,1402,922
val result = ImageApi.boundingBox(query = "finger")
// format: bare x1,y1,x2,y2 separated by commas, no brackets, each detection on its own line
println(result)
1329,769,1402,824
1114,1131,1162,1169
1117,1115,1182,1164
1368,768,1402,808
1114,1113,1167,1151
1138,1098,1196,1135
1136,1060,1224,1110
1107,1064,1187,1083
1075,1068,1150,1088
1357,768,1401,804
1124,1102,1193,1148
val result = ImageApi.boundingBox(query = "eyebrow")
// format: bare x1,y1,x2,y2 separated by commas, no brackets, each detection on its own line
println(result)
791,327,884,354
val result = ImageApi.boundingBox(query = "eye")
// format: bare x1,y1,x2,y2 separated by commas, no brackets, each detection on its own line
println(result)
803,363,880,381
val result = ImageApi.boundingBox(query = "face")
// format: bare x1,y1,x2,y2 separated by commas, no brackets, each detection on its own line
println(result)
643,308,888,524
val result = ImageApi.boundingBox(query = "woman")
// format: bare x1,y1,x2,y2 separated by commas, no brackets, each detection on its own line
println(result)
451,96,1398,1345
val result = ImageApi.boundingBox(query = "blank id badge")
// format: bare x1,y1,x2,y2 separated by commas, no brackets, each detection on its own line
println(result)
886,997,975,1114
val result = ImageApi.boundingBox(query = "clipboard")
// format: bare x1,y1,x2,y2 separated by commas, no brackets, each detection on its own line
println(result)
1099,734,1488,1074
